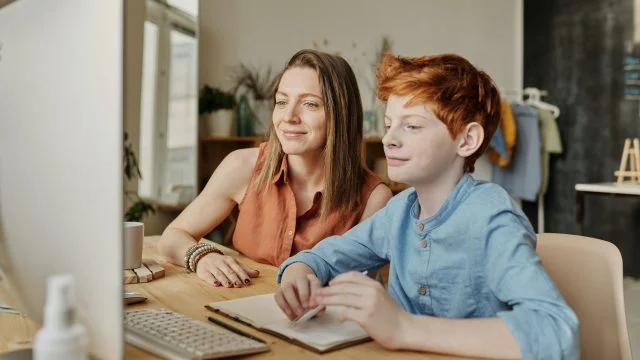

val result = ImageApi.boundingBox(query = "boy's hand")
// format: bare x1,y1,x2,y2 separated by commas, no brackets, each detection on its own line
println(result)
311,271,408,349
275,274,323,320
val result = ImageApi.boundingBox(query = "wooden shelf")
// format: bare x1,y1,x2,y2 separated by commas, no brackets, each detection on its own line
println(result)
151,200,188,212
200,135,265,143
364,137,383,143
199,136,382,143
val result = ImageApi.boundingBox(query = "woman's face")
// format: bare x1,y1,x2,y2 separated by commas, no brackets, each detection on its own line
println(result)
273,67,327,156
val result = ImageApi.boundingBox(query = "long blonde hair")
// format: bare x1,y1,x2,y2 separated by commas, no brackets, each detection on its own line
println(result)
254,49,366,218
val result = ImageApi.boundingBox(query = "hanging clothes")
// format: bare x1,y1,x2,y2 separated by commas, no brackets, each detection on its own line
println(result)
491,103,541,202
488,100,517,166
536,108,563,195
490,125,508,159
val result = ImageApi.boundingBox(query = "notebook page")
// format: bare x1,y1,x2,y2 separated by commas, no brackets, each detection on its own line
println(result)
263,307,368,350
208,294,368,351
208,293,287,328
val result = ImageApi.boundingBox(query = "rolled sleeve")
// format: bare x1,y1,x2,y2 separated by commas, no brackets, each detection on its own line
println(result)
277,245,339,285
485,210,579,360
277,204,391,285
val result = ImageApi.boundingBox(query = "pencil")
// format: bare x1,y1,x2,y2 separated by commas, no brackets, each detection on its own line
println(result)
207,316,266,343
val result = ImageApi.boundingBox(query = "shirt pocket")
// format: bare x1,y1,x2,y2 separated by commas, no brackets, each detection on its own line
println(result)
429,266,477,317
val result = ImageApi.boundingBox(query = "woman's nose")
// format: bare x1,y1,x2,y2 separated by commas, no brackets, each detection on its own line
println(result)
281,105,300,124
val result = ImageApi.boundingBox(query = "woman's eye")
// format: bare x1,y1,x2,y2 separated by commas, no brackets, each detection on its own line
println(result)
303,102,319,109
275,100,287,107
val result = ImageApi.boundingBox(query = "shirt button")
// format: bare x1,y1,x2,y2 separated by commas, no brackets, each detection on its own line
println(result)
418,287,427,295
417,223,424,231
420,240,428,248
288,230,293,236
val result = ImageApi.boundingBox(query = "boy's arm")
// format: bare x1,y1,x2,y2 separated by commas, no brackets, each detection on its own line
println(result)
277,203,391,285
396,316,520,359
393,210,578,359
482,209,579,359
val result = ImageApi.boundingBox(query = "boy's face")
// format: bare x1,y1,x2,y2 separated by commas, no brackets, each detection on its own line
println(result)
382,95,461,186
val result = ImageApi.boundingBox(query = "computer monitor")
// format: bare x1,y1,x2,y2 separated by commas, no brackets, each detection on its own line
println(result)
0,0,123,359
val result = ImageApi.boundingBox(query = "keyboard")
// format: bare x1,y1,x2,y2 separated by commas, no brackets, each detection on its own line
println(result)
124,308,270,359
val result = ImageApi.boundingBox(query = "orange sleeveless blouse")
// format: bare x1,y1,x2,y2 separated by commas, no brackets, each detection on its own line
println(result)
232,143,382,266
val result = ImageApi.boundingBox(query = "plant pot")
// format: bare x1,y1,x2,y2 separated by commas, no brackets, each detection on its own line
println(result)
251,99,273,136
203,110,235,137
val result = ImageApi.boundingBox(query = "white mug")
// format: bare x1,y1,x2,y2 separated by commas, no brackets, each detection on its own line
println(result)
123,222,144,269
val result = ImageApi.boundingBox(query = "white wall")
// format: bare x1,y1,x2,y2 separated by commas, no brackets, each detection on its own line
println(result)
199,0,522,181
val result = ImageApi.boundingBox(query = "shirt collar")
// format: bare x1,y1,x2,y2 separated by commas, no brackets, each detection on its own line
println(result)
272,155,289,184
410,174,476,232
271,155,325,217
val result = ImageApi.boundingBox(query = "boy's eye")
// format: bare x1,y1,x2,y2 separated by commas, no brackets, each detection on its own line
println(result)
406,125,420,130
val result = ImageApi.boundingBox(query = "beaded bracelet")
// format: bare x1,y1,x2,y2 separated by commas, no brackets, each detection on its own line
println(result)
183,243,203,269
188,245,214,272
190,247,222,273
187,244,223,272
189,246,223,272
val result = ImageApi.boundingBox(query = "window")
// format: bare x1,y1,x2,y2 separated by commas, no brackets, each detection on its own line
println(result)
167,0,198,17
138,21,159,199
138,0,197,204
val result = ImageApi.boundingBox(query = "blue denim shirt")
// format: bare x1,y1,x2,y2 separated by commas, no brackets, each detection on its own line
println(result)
278,174,579,360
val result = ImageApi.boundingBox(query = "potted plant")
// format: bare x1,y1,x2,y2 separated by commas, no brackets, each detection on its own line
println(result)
199,85,236,136
230,64,276,135
123,132,155,222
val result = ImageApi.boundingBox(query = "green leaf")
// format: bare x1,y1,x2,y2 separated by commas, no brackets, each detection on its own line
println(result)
123,131,154,221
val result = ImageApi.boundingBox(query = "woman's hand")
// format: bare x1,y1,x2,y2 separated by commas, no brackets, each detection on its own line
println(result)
195,253,260,287
311,271,409,349
275,274,323,320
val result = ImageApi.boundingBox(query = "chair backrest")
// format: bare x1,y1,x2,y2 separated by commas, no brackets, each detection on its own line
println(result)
536,233,632,360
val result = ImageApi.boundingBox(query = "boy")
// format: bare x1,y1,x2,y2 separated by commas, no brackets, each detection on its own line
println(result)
275,53,578,359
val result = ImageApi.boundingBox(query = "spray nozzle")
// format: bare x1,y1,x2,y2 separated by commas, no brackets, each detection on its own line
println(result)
43,274,76,328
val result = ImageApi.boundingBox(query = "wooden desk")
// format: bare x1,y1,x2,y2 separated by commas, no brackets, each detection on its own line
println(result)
1,236,468,359
575,182,640,234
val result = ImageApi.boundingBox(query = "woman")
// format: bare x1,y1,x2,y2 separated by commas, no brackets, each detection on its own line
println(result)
158,49,392,288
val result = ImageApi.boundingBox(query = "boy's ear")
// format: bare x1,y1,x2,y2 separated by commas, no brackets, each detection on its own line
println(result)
456,122,484,158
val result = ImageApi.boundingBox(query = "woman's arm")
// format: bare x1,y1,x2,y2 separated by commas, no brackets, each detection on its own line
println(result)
359,183,392,222
158,148,259,265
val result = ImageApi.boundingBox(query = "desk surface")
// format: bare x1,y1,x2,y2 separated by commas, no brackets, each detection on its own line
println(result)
575,182,640,195
0,236,468,360
575,182,640,196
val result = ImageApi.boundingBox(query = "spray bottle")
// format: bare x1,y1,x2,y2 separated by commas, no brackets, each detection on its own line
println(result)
33,274,88,360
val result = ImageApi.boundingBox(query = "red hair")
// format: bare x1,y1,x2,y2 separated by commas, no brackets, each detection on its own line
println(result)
377,53,501,172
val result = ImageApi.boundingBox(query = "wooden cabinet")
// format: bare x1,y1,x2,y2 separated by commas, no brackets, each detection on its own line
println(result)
197,136,405,193
197,136,265,191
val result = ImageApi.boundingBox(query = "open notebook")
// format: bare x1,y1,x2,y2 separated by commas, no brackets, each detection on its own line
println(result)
205,294,370,353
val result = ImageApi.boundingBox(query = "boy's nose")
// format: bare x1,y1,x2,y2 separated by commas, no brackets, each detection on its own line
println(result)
382,128,400,149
